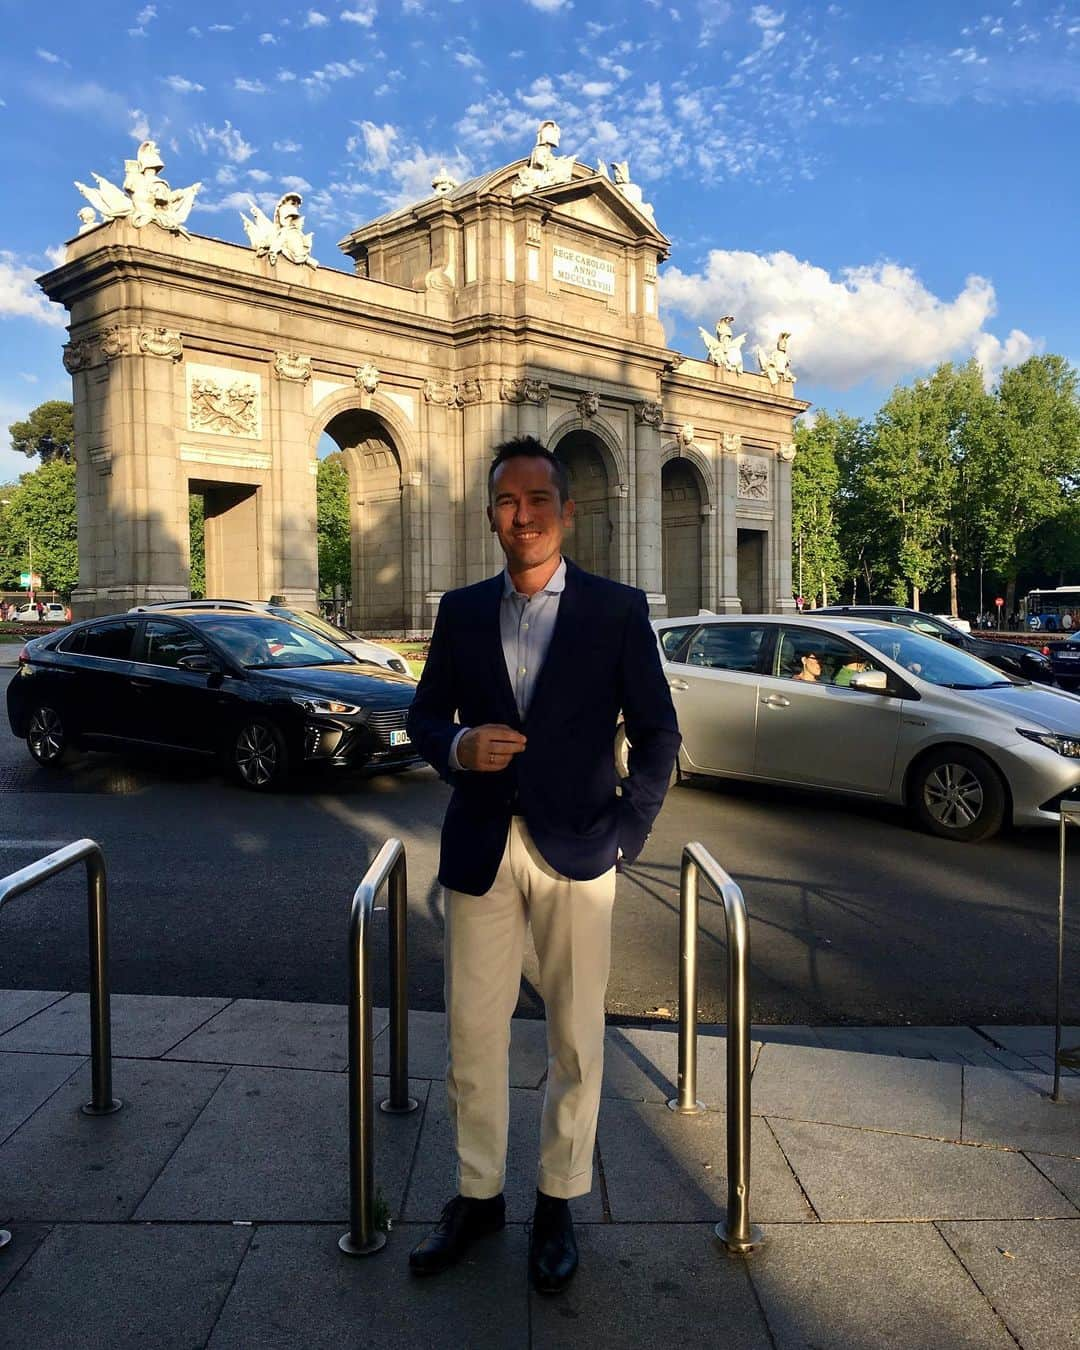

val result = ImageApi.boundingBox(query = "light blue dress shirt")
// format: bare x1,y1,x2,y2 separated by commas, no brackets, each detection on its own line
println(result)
448,559,566,770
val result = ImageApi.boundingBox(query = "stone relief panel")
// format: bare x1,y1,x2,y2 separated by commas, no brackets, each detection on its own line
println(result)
186,363,262,439
634,400,663,426
576,390,600,419
500,378,550,405
423,379,482,409
737,455,770,501
99,327,129,360
63,340,92,374
355,362,379,394
138,327,184,361
273,351,312,383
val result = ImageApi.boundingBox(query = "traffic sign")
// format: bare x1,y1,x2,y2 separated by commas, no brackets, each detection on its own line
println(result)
19,572,42,589
995,597,1004,608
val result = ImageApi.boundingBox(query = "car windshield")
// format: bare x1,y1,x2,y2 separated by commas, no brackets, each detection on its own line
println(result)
266,605,356,644
196,615,351,668
850,627,1018,689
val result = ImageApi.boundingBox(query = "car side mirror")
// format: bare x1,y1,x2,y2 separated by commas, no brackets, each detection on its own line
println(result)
177,654,216,673
848,669,889,693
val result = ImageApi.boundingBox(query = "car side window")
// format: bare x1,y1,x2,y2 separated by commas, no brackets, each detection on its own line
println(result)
774,629,886,686
141,620,211,668
81,620,137,660
657,624,699,663
58,628,87,654
684,624,767,672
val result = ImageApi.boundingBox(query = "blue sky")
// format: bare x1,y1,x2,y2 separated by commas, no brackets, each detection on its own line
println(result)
2,0,1079,483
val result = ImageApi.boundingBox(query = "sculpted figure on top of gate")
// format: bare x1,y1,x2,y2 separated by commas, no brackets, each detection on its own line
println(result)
512,121,577,197
756,332,796,387
75,140,201,238
241,192,319,269
699,316,746,375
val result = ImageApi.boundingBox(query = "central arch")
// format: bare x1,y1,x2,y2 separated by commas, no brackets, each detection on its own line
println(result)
322,407,407,630
553,428,613,578
662,458,705,615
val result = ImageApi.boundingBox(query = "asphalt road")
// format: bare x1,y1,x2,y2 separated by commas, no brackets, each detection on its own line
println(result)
0,668,1076,1026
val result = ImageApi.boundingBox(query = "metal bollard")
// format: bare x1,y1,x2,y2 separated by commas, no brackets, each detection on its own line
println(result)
669,841,763,1255
339,838,418,1258
0,840,121,1116
1053,801,1080,1103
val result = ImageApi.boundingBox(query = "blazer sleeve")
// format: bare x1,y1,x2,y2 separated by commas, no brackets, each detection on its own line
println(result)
405,594,463,783
616,590,682,864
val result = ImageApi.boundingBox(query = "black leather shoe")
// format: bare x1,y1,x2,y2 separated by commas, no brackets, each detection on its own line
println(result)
408,1194,505,1276
529,1192,578,1294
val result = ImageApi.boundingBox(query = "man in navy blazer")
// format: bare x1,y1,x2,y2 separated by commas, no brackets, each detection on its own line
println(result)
406,436,680,1293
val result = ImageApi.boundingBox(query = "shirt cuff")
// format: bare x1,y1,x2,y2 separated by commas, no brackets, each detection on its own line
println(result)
448,726,471,772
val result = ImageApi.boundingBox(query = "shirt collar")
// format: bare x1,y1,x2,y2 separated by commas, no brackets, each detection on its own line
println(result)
502,557,567,599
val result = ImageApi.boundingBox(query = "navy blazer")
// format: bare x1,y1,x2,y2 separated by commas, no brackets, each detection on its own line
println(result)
406,559,681,896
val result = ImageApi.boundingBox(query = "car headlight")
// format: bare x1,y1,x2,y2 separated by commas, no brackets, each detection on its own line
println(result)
291,694,361,716
1017,728,1080,758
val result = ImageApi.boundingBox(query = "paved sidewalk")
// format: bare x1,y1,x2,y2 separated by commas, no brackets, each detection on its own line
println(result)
0,643,22,666
0,990,1078,1349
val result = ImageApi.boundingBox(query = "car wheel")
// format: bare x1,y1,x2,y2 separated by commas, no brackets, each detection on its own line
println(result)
27,705,70,768
230,719,289,791
614,722,680,788
910,747,1006,843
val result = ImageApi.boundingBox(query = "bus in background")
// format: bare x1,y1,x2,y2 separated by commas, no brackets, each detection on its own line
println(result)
1021,586,1080,632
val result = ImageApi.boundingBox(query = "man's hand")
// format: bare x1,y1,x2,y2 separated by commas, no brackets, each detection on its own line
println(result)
457,724,527,772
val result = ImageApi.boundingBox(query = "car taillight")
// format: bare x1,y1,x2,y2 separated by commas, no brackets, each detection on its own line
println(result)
1042,646,1051,656
17,646,30,666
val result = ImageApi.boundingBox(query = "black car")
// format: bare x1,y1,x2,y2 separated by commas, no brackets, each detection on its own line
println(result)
6,609,421,790
811,606,1056,684
1041,632,1080,689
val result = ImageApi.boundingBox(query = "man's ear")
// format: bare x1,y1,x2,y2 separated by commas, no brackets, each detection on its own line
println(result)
562,498,576,525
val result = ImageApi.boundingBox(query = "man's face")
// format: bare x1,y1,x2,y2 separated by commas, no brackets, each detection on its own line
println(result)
487,455,574,574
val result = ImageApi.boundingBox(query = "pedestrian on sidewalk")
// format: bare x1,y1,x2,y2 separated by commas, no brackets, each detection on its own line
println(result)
406,435,680,1294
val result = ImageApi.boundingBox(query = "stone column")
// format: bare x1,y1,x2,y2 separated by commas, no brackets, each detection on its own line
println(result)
633,406,664,611
774,443,797,614
717,433,742,613
270,351,318,611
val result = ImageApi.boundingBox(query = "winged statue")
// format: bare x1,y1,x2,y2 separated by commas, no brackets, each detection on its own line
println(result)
74,141,200,237
699,317,746,375
241,201,278,255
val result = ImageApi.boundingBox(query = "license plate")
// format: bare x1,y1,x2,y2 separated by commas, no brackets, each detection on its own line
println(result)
389,729,411,746
1058,652,1080,660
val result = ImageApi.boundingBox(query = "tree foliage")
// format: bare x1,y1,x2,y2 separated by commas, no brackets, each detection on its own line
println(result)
188,494,205,598
0,459,78,594
8,400,75,464
792,414,844,606
317,454,351,597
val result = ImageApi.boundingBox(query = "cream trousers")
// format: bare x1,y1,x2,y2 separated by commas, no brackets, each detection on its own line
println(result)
444,815,617,1201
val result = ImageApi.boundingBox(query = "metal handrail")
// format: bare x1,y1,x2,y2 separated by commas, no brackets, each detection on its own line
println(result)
339,837,418,1257
1053,801,1080,1103
669,841,763,1255
0,839,121,1119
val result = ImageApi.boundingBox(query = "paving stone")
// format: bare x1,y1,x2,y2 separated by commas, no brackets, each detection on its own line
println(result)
1028,1054,1080,1077
602,1025,761,1106
0,990,65,1036
403,1082,603,1223
373,1009,548,1088
0,1223,51,1296
963,1067,1080,1154
0,992,231,1058
0,1058,228,1221
135,1065,428,1221
770,1119,1077,1221
812,1025,1004,1064
0,1223,250,1350
938,1219,1080,1350
165,998,378,1072
1026,1152,1080,1209
748,1024,823,1048
598,1098,814,1223
748,1222,1018,1349
0,1051,84,1143
207,1222,530,1350
530,1224,773,1350
978,1026,1080,1057
753,1042,962,1136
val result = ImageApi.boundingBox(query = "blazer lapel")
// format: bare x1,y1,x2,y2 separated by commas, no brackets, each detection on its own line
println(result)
523,561,581,729
480,573,520,726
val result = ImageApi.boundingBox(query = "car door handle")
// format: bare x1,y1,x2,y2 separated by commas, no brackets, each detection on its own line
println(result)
668,678,689,691
760,694,790,708
129,677,153,690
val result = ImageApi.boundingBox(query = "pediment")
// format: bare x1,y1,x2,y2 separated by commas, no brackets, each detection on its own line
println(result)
531,174,670,249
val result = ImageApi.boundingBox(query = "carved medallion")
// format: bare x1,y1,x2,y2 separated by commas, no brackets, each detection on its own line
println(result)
99,327,128,360
677,423,695,448
777,441,797,461
273,351,313,383
423,378,482,409
188,373,260,438
634,400,663,426
737,455,770,501
355,362,380,394
722,432,742,454
62,340,92,374
499,378,550,405
577,391,600,420
138,327,184,361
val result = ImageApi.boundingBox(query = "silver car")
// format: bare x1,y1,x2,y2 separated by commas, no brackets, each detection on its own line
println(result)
128,599,413,678
646,613,1080,843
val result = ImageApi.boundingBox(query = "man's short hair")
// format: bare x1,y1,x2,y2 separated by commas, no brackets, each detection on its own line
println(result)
488,436,570,505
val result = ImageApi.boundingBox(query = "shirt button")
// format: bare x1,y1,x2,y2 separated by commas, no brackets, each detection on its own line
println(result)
519,667,527,676
523,622,529,630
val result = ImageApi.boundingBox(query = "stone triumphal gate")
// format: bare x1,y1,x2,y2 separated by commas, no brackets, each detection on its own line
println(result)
43,125,807,628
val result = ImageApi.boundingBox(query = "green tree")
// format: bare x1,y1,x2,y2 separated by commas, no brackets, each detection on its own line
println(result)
8,400,75,464
0,459,78,595
188,494,205,598
317,454,351,599
792,414,845,606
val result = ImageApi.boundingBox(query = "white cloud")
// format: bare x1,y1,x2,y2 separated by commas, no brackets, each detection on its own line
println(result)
190,121,257,163
661,248,1040,390
277,69,298,82
128,3,157,35
305,9,330,25
19,372,39,383
247,169,272,183
581,80,614,97
0,252,66,327
377,146,472,207
454,50,482,69
281,174,314,192
259,32,277,44
303,58,365,87
273,139,302,152
36,49,62,64
972,329,1042,388
234,78,269,94
350,120,399,170
525,0,571,9
193,189,279,216
341,2,377,25
697,0,733,45
166,75,205,93
209,23,234,32
129,107,151,140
